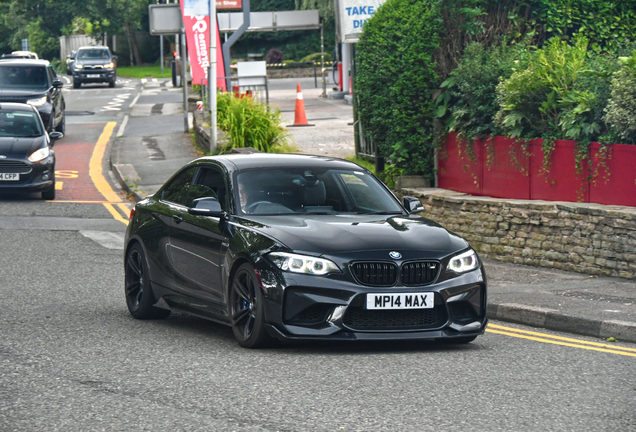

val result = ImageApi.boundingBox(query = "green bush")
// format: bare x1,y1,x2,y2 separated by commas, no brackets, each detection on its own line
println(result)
216,92,290,153
300,52,332,63
436,39,531,141
356,0,442,180
604,52,636,144
494,35,602,141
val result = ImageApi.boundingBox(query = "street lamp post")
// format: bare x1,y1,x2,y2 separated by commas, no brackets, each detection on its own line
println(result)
209,0,217,152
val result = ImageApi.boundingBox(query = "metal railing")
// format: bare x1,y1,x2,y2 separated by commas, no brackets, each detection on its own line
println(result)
199,75,269,110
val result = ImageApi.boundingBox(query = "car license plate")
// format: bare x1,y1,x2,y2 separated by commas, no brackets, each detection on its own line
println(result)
366,293,434,310
0,173,19,181
87,74,101,78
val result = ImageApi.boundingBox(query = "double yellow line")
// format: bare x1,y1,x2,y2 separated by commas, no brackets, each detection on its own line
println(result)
487,323,636,357
89,122,129,225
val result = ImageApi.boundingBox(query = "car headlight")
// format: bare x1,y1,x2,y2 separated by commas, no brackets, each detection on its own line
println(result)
268,252,340,275
105,62,115,69
27,96,47,107
448,249,479,273
75,64,83,69
28,147,50,163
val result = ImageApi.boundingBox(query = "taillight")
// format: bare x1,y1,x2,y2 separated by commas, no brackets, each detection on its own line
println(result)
129,207,136,220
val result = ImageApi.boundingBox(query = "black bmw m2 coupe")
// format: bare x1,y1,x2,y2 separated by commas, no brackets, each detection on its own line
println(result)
124,154,487,348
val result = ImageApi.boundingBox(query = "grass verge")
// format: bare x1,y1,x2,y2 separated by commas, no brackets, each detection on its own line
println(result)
117,66,172,79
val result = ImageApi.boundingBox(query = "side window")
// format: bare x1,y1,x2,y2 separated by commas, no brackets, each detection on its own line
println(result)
186,167,228,211
48,66,57,79
161,167,197,205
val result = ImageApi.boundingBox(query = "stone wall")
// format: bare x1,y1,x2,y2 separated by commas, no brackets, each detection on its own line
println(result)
402,190,636,280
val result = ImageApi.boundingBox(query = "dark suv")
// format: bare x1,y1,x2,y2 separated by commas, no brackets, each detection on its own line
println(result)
72,46,117,88
0,59,66,133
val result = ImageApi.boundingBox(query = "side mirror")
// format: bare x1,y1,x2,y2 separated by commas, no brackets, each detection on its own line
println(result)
188,197,226,218
49,131,63,141
111,55,118,60
403,196,424,213
53,79,64,88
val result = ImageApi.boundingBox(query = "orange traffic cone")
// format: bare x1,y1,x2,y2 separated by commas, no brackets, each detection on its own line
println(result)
288,83,314,127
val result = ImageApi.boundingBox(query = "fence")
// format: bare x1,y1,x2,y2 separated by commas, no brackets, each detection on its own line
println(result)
198,75,269,110
59,35,102,59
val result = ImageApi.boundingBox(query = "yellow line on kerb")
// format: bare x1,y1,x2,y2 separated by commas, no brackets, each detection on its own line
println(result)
89,122,128,225
486,324,636,358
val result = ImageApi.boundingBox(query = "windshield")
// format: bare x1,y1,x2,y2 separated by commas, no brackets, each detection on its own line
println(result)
235,167,404,216
0,66,48,89
77,49,110,60
0,111,43,137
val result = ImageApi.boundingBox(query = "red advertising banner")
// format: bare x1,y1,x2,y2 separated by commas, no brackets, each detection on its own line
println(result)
217,0,242,10
180,3,226,91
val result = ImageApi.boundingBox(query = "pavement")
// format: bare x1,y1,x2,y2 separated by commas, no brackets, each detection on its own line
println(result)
109,76,636,344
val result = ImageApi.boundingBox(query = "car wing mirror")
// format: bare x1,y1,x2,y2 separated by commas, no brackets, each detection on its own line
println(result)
403,196,424,213
111,55,118,60
189,197,226,218
49,131,63,142
53,79,64,88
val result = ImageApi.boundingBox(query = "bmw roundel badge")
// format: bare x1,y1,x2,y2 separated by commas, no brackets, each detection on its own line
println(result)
389,251,402,259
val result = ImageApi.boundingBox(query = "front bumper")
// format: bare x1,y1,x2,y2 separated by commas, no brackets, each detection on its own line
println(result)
73,70,115,83
0,156,55,194
254,260,488,342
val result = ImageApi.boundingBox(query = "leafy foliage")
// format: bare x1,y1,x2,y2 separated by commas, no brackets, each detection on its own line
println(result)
216,92,290,153
435,39,531,141
604,52,636,144
356,0,442,179
494,35,608,142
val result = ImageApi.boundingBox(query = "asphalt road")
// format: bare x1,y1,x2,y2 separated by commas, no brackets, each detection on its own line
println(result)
0,78,635,431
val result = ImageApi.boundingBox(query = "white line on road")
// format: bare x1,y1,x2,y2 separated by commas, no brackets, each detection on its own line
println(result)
117,115,129,137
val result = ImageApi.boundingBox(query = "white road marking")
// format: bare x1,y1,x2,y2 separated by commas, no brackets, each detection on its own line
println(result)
80,230,125,250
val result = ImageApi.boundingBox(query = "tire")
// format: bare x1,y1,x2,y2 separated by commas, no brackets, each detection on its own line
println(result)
108,80,115,88
73,80,80,89
42,178,55,200
230,263,274,348
125,243,171,320
55,114,65,134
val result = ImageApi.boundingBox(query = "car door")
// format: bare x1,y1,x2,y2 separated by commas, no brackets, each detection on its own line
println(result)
168,165,230,305
153,167,198,293
47,66,62,125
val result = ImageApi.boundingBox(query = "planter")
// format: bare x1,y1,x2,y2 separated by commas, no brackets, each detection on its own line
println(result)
482,135,530,199
438,133,482,195
590,143,636,207
530,139,589,202
438,133,636,207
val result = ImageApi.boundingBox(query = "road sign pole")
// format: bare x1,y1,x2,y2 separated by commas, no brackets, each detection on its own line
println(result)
209,0,218,152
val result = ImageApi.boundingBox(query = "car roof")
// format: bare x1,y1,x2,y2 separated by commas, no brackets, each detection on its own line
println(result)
0,59,50,66
199,153,364,171
0,103,38,112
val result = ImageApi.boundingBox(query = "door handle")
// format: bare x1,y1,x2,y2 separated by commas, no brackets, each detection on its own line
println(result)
172,215,183,224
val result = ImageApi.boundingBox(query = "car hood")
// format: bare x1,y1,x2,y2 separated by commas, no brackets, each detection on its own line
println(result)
0,136,47,158
0,89,48,98
241,214,468,256
76,59,112,66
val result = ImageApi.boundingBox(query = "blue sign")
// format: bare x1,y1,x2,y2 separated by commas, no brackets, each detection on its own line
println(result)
184,0,209,16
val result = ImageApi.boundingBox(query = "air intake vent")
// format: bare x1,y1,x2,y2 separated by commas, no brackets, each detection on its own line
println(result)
0,160,32,174
350,262,398,286
343,306,447,331
401,261,439,286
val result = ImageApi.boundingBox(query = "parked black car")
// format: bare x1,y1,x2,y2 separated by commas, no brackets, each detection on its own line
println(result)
0,59,65,133
124,154,488,348
72,46,117,88
0,103,62,200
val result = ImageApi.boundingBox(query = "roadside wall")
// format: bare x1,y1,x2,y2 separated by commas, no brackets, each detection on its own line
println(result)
402,190,636,280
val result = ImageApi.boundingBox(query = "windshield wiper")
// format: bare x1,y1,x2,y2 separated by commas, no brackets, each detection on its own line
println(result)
360,211,403,215
303,211,338,215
